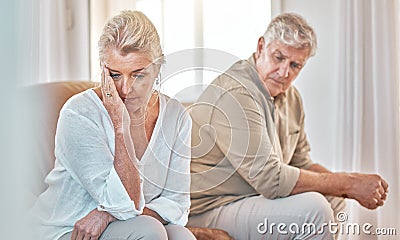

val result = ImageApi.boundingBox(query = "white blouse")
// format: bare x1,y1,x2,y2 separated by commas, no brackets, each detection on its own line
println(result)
32,89,192,240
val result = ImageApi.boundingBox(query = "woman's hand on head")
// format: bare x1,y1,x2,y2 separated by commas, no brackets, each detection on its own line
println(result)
101,65,130,131
71,208,116,240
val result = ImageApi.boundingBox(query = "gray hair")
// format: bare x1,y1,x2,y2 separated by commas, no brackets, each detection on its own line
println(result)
263,13,317,57
98,10,162,62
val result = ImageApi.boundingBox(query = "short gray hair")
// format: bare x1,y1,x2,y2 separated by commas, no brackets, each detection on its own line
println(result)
98,10,162,62
263,13,317,57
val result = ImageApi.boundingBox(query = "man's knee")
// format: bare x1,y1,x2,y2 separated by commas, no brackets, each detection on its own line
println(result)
165,225,196,240
303,192,335,223
327,195,346,217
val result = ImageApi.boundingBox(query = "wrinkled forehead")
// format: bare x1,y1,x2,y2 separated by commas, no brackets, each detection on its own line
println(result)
267,40,310,62
103,48,152,67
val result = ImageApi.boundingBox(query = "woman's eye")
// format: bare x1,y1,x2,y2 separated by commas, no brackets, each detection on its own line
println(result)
133,74,145,80
109,73,121,80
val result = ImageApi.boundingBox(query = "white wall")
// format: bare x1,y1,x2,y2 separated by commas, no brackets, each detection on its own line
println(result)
273,0,340,170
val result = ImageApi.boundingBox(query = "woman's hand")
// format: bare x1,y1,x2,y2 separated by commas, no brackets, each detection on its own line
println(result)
71,208,116,240
101,64,140,204
101,65,129,131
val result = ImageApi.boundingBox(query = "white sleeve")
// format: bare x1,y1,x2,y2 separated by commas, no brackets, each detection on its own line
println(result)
145,109,192,226
55,108,144,220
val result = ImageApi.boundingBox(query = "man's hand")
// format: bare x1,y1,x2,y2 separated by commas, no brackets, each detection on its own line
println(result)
345,173,389,209
71,208,116,240
142,207,168,225
292,168,389,210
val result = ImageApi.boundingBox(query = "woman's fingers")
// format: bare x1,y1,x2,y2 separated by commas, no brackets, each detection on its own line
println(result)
75,231,84,240
104,66,112,95
101,65,115,100
71,227,78,240
100,64,108,99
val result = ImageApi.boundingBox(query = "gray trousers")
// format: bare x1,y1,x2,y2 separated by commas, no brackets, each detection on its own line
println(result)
188,192,345,240
59,215,195,240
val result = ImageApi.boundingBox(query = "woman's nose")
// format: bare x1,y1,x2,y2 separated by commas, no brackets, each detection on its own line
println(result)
121,76,135,94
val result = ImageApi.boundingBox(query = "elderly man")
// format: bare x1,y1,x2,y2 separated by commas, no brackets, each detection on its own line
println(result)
188,13,388,239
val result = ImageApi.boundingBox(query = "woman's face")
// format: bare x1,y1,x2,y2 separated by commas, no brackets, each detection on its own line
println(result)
103,48,159,112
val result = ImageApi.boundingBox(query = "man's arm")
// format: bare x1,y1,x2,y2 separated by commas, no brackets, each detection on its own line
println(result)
307,163,331,173
285,88,388,210
206,88,300,199
290,168,388,209
142,208,168,224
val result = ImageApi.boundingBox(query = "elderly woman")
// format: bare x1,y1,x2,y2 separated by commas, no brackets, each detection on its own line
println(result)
32,10,195,240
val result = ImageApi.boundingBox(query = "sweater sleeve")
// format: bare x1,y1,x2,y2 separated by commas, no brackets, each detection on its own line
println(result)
55,107,145,220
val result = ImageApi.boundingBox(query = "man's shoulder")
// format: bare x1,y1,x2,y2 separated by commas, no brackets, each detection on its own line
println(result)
203,65,263,103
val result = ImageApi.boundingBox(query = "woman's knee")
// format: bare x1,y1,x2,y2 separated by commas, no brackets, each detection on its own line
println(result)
130,215,168,240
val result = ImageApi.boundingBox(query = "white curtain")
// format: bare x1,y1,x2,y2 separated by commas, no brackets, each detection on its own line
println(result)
18,0,90,85
336,0,400,239
19,0,136,85
39,0,90,83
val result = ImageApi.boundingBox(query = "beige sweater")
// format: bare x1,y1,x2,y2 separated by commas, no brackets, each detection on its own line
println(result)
190,55,314,215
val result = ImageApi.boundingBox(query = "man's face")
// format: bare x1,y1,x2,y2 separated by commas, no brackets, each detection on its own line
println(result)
255,39,310,97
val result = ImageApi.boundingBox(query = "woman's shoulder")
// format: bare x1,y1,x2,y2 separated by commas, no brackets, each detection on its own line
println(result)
61,89,104,117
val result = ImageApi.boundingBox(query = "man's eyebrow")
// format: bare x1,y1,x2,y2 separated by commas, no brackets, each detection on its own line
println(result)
274,50,286,57
294,59,305,66
273,50,305,65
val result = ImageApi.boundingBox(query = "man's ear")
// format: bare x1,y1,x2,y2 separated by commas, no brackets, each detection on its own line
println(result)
256,37,266,57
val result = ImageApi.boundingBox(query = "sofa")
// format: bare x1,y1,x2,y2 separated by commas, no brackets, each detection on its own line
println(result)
25,81,232,240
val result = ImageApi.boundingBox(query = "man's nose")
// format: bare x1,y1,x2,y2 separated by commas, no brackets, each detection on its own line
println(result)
278,62,289,78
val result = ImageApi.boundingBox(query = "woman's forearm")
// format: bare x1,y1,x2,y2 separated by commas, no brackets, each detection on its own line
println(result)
114,128,141,208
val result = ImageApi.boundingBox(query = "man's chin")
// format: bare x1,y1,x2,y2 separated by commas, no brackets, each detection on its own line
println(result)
265,85,279,97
